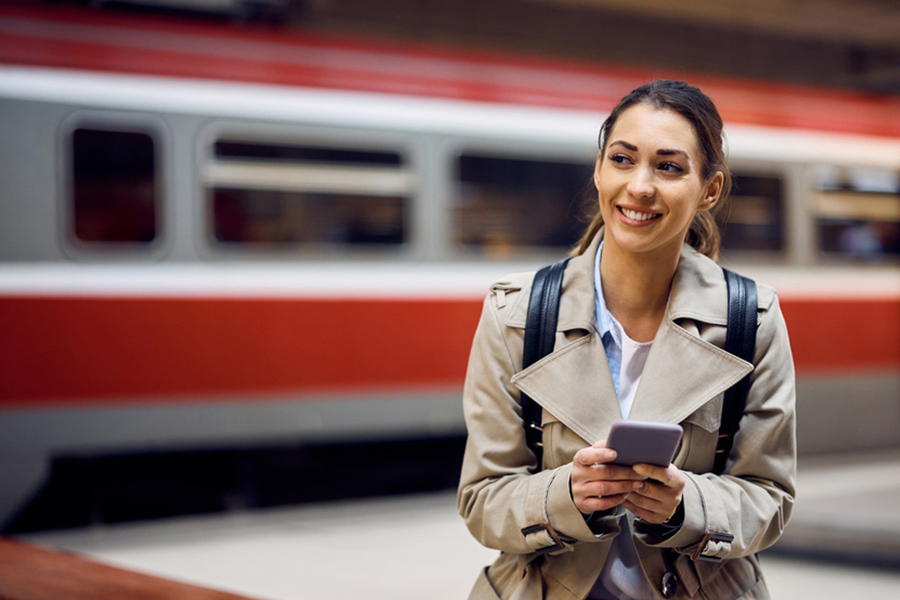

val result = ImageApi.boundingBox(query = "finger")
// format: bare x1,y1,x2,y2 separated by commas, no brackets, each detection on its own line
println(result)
585,463,645,481
625,488,656,510
624,491,671,518
580,479,644,498
632,463,671,484
623,498,663,522
624,488,680,524
634,465,687,495
579,493,630,514
574,446,617,467
629,480,683,507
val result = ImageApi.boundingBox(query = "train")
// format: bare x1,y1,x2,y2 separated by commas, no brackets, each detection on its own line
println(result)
1,2,899,529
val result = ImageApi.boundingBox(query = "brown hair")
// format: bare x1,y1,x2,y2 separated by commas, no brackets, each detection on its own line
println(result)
573,80,732,260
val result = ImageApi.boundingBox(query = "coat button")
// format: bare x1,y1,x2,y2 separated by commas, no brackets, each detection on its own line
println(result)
660,571,678,598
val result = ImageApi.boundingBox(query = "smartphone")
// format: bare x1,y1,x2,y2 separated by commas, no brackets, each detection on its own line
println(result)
606,420,683,467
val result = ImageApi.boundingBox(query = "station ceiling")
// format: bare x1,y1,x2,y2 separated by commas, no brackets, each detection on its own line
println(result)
293,0,900,94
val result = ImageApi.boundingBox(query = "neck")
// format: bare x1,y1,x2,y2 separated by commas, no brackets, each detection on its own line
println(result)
599,240,680,342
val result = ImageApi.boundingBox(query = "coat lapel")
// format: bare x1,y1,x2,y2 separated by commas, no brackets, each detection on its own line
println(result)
512,331,622,445
627,318,751,425
510,238,753,445
510,318,751,445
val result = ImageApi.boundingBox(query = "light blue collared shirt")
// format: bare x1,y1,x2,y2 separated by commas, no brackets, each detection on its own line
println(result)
590,240,657,600
594,241,623,396
594,241,658,420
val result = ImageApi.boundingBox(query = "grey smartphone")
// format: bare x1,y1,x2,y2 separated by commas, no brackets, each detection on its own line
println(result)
606,420,683,467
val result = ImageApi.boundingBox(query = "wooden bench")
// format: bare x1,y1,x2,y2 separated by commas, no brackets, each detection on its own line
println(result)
0,537,258,600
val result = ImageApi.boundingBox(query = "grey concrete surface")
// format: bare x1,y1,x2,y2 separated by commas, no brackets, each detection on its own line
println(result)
15,449,900,599
769,448,900,566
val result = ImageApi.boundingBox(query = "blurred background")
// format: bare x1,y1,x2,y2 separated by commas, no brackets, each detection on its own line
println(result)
1,0,899,596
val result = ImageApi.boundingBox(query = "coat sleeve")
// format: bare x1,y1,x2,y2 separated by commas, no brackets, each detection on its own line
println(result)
637,292,797,561
456,289,616,555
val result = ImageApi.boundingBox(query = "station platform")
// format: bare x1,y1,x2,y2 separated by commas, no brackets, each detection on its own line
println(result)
12,449,900,599
769,448,900,566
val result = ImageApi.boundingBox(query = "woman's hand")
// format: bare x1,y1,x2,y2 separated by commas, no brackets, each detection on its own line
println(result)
571,441,645,515
623,463,686,524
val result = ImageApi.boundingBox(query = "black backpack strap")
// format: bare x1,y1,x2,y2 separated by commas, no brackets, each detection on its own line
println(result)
714,268,758,475
522,257,570,472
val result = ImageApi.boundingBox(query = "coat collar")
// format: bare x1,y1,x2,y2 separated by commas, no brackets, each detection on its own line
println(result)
510,231,751,445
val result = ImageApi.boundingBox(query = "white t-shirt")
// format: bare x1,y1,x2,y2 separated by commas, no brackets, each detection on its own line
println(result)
590,243,657,600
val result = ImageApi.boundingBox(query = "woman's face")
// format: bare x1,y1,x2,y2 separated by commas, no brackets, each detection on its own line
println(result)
594,103,723,260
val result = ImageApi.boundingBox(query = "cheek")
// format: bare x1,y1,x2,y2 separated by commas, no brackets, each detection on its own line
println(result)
673,182,709,212
595,169,618,202
596,183,618,217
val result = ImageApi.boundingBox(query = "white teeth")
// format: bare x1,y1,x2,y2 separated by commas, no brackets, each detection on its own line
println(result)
621,207,658,221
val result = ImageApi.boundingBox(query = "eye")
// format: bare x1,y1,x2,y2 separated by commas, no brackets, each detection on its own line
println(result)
608,153,632,165
658,162,684,173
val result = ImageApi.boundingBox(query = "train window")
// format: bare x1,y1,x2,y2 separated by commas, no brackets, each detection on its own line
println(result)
453,153,592,257
70,128,158,244
813,166,900,261
205,140,411,249
719,173,784,253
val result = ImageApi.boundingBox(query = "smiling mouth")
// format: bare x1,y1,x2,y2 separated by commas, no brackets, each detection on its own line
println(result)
619,207,661,222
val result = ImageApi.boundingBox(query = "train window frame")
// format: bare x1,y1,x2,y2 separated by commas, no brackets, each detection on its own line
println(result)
812,165,900,265
437,137,596,263
59,111,171,260
716,162,790,263
195,121,425,260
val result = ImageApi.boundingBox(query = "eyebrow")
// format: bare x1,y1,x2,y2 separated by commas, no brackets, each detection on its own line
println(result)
610,140,691,161
657,148,691,160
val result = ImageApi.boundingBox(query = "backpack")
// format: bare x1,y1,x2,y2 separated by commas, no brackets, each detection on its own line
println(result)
521,258,757,476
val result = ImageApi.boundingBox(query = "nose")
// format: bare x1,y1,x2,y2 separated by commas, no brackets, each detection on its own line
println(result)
626,166,655,199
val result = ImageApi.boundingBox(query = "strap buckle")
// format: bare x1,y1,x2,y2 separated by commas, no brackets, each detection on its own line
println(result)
521,523,566,555
527,422,544,447
691,531,735,562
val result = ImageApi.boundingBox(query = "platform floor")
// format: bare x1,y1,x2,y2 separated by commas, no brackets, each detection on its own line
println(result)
15,449,900,599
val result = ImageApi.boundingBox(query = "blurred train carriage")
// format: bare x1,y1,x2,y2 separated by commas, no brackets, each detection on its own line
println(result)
1,3,899,529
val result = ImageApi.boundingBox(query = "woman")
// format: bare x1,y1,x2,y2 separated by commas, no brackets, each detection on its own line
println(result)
457,80,796,600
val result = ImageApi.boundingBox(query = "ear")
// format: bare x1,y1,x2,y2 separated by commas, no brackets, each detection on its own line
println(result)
698,171,724,211
593,151,603,189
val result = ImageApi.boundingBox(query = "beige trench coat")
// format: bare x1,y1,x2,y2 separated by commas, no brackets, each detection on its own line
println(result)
457,232,796,600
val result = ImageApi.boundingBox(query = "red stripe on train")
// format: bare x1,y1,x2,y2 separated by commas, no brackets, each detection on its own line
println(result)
0,296,897,407
2,5,900,138
780,298,900,374
0,296,483,406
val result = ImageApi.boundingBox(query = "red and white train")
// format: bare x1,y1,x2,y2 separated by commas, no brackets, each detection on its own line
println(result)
1,3,899,526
